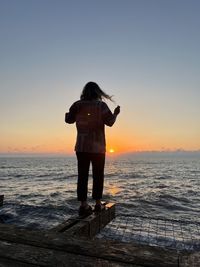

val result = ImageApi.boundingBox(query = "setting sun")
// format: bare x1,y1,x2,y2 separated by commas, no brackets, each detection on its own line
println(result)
109,148,115,153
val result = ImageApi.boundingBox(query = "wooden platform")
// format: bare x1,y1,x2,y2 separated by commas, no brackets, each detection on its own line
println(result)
0,203,199,267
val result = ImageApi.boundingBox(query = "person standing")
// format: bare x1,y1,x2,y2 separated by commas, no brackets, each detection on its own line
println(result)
65,82,120,216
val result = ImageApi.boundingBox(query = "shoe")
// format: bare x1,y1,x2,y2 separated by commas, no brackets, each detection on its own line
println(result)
94,203,105,212
78,205,93,216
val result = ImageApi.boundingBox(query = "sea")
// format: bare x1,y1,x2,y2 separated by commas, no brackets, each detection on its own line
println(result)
0,153,200,249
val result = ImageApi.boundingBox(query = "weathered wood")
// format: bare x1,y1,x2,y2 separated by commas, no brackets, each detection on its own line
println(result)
51,202,115,238
0,240,136,267
49,217,79,233
0,257,37,267
0,223,180,267
179,251,200,267
0,202,196,267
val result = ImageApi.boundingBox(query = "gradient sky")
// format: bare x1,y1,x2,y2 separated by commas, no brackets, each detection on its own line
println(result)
0,0,200,154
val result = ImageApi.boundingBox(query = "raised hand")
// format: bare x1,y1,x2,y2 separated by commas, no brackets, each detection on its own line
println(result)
114,105,120,116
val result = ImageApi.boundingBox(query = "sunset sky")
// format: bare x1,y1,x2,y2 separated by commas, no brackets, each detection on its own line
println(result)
1,0,200,155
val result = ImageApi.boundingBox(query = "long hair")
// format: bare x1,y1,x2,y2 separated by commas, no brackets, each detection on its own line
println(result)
80,82,113,101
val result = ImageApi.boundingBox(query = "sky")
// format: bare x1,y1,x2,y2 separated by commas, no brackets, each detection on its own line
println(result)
0,0,200,155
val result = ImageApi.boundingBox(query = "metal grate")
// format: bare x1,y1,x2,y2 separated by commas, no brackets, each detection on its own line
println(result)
96,215,200,251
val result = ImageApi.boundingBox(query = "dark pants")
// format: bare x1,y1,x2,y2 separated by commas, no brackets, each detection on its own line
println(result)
76,152,105,201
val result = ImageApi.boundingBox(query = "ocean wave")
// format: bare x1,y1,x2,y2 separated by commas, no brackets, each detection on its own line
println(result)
155,184,168,189
158,194,190,203
122,173,148,179
14,174,24,178
156,175,173,179
0,166,21,169
35,173,53,177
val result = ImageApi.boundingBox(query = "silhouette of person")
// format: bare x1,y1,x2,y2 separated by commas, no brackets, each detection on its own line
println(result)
65,82,120,216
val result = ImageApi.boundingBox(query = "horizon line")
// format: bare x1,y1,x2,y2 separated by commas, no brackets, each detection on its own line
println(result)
0,149,200,157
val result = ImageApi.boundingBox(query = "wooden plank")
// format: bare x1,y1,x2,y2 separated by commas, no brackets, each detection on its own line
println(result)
49,217,79,233
179,251,200,267
0,257,36,267
0,223,180,267
0,240,140,267
62,214,97,237
55,203,116,238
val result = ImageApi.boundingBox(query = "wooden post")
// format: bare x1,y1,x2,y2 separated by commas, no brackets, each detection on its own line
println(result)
51,203,116,238
0,195,4,207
